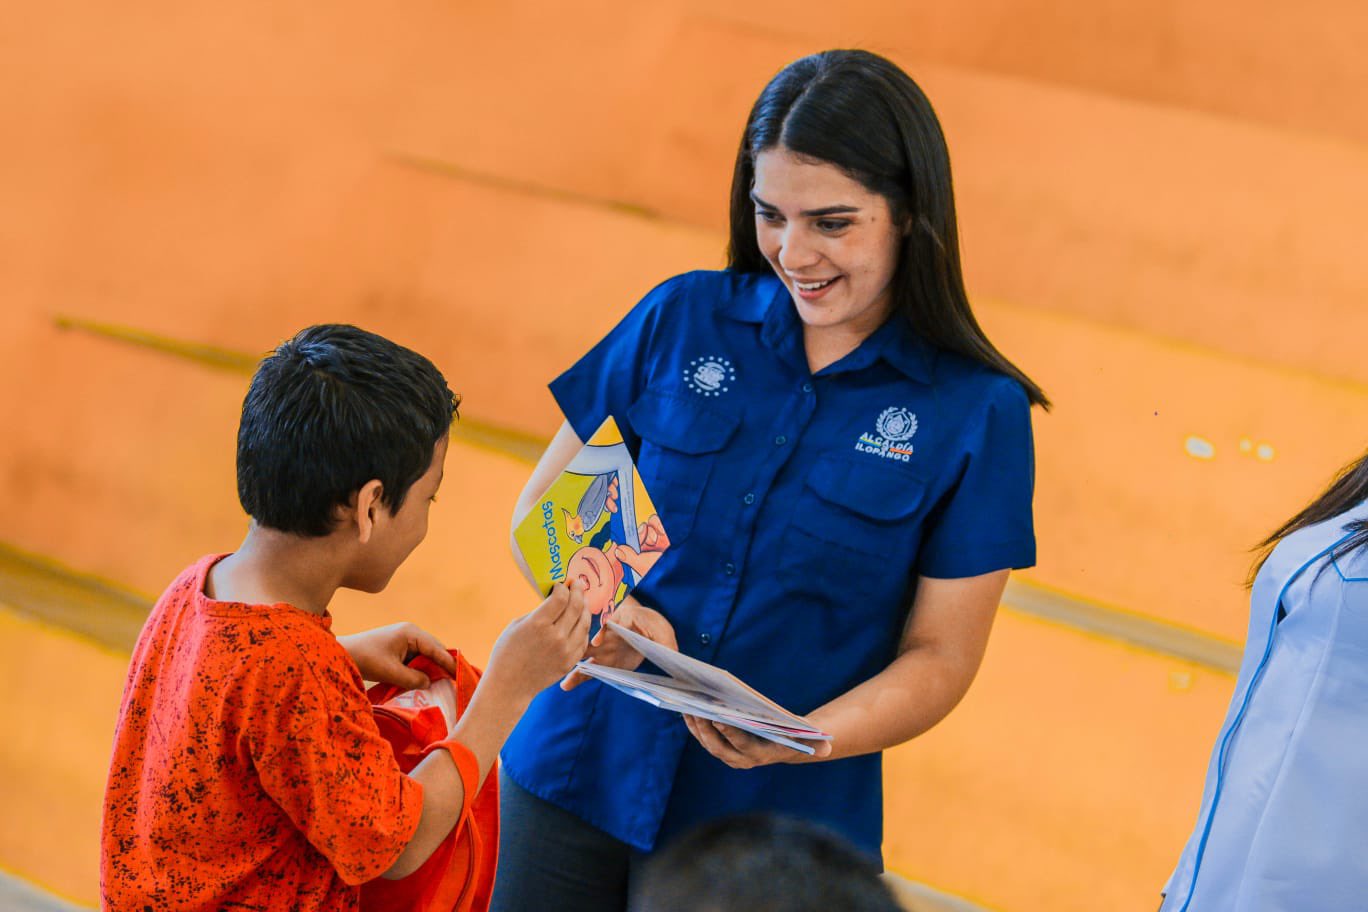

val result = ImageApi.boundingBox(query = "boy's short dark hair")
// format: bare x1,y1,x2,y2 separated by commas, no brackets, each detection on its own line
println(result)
237,324,458,536
633,815,904,912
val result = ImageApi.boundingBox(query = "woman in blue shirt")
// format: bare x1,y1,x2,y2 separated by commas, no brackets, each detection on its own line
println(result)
1161,451,1368,911
494,49,1049,911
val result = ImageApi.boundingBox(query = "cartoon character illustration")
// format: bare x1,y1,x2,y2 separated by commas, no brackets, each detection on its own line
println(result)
513,416,672,612
567,515,671,616
563,473,619,544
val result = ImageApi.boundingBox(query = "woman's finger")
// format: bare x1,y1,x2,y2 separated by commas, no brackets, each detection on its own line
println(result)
642,614,678,651
683,716,750,768
560,660,591,691
711,721,758,755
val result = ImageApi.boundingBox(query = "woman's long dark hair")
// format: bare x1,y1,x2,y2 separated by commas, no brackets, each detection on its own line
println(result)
726,49,1049,408
1249,449,1368,584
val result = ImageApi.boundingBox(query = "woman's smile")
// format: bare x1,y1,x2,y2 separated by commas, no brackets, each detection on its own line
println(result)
790,275,842,300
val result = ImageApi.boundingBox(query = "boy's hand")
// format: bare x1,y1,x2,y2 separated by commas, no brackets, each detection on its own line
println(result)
482,582,592,705
561,594,678,691
338,622,458,690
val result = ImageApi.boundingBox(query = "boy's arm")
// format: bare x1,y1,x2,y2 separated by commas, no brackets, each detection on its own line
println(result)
381,582,591,879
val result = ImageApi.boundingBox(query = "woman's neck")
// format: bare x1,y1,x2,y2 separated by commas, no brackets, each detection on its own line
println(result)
802,321,874,374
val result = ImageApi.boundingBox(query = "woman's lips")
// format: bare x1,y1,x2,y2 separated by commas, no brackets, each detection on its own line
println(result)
793,275,840,301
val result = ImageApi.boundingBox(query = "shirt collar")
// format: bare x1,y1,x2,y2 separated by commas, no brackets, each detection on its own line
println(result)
717,271,781,325
875,315,937,384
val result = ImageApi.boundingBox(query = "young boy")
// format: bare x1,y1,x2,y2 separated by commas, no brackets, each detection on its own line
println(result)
100,324,591,911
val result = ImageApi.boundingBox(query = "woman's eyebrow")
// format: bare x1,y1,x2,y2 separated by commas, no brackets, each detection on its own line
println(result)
749,191,861,217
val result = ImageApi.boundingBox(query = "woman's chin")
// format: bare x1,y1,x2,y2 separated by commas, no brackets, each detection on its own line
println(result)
792,300,846,328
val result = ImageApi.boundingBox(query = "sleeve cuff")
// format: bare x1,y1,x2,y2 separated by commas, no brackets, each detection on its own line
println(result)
422,738,481,819
548,373,605,445
919,537,1036,579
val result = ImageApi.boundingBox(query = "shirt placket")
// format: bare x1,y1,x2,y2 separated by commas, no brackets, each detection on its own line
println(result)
689,376,820,662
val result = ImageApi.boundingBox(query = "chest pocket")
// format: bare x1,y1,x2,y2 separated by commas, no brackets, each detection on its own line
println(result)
627,389,740,546
781,453,926,597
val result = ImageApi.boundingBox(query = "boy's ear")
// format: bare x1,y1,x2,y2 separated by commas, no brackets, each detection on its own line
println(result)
353,479,385,544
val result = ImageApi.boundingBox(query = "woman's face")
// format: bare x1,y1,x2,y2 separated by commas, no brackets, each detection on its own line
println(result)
751,147,904,341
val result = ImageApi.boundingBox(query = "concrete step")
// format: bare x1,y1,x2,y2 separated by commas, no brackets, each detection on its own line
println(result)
0,870,89,912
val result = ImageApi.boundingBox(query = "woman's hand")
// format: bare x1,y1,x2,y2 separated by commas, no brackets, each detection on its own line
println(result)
560,594,678,691
682,715,832,769
338,622,459,690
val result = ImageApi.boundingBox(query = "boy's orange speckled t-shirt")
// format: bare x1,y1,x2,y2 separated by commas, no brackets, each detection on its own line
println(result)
101,554,424,912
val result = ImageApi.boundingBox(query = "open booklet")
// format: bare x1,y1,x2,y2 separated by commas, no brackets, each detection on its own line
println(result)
574,621,832,755
512,415,829,754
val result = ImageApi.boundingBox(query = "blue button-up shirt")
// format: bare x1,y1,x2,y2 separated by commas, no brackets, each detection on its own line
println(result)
501,269,1036,859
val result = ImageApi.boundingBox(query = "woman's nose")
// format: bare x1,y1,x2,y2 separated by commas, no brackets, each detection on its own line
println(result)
776,228,819,272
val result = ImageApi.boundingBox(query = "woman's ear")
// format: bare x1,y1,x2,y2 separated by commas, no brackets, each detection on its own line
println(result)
353,479,385,544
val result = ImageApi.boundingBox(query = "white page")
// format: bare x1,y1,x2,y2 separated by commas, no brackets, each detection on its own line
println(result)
577,663,827,737
604,621,820,729
576,663,820,755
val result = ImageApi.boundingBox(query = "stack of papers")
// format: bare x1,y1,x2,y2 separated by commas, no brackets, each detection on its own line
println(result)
575,621,832,754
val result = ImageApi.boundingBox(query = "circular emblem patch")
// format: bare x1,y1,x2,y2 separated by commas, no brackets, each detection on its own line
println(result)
684,356,736,398
876,407,918,442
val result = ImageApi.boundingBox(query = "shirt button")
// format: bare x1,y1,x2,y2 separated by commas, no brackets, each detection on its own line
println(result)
774,435,788,446
699,633,712,646
743,492,755,505
802,382,813,393
723,562,736,576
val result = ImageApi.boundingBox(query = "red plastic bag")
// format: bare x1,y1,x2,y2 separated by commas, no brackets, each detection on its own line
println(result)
361,651,499,912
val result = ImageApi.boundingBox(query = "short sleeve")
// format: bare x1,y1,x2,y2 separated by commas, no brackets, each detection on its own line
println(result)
917,376,1036,578
548,274,687,449
250,651,424,886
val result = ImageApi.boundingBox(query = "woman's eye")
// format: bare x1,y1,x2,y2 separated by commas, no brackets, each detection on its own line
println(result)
817,219,850,233
756,210,783,224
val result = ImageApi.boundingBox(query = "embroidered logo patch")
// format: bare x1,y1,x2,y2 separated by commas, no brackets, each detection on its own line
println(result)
855,407,918,462
684,356,736,398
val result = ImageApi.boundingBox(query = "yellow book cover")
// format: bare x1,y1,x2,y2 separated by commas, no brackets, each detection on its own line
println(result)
513,417,670,616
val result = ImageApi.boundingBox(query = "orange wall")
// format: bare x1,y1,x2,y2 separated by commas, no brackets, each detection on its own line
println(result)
4,2,1367,909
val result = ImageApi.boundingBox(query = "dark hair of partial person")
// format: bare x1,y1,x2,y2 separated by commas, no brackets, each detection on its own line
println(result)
631,814,904,912
236,324,459,537
1249,448,1368,585
727,48,1049,410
